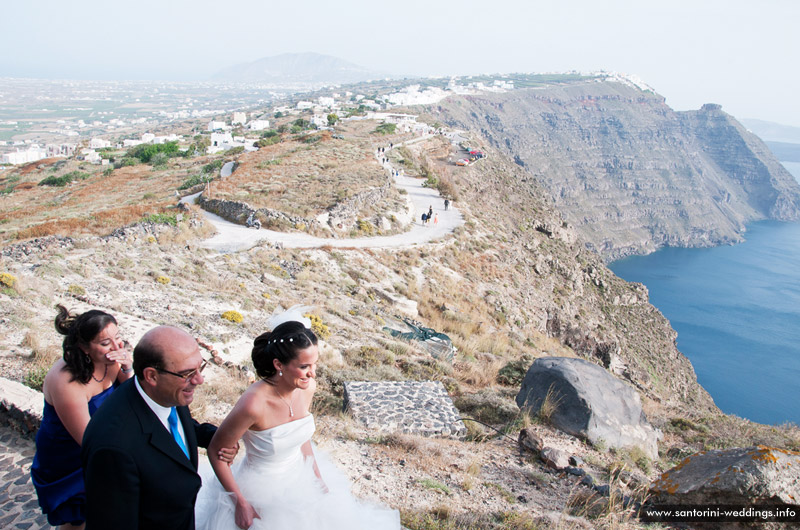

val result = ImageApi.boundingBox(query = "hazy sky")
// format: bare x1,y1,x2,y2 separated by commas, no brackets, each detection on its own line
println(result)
3,0,798,127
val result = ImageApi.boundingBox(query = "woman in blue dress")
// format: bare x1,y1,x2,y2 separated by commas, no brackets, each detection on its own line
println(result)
31,305,133,530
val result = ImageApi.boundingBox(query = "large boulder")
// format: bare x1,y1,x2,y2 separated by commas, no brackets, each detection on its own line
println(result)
515,357,658,459
649,445,800,505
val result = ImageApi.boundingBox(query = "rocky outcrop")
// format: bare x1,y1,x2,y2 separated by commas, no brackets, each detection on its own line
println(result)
435,81,800,260
649,445,800,506
516,357,659,459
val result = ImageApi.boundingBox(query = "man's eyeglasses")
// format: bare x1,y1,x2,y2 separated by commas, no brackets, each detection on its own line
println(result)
156,359,209,382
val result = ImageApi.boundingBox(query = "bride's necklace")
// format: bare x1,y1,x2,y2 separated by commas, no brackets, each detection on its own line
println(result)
92,364,108,383
267,381,296,417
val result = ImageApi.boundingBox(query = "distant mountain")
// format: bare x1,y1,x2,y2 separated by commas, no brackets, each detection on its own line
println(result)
741,119,800,144
211,52,383,85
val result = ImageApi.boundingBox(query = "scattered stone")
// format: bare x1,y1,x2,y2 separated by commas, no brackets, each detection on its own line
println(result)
569,455,584,467
518,427,543,454
649,445,800,506
565,466,586,477
515,357,659,459
540,446,570,469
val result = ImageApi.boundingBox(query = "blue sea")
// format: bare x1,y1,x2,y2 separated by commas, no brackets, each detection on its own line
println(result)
609,162,800,426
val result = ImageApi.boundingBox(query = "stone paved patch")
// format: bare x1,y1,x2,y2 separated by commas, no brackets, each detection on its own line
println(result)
0,426,50,529
343,381,466,438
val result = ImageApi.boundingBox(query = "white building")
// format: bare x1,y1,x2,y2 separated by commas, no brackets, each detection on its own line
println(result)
81,149,102,164
310,114,328,129
90,138,112,149
141,133,155,143
46,144,75,158
318,96,335,108
232,112,247,125
153,134,180,144
1,146,47,164
296,101,314,110
248,120,270,131
208,120,226,131
366,112,418,124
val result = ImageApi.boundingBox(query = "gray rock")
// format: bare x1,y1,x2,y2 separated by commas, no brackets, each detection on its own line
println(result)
649,446,800,505
515,357,658,459
540,446,570,469
518,427,543,454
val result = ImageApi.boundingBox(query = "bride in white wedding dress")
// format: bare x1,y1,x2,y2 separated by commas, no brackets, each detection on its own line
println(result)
194,309,400,530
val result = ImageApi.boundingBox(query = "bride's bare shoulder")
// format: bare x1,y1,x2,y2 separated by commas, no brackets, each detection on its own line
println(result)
234,381,271,413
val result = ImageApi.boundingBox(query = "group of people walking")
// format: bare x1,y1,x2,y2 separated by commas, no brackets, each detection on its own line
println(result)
31,305,399,530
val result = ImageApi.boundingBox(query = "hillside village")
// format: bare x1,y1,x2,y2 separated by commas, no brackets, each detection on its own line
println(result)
1,75,800,529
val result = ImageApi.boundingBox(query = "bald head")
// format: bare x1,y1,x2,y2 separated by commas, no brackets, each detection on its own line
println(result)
133,326,197,379
133,325,205,407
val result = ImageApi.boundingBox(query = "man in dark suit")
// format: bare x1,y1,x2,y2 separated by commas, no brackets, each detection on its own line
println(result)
82,325,231,530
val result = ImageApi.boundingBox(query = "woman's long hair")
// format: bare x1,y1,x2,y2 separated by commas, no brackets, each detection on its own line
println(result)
54,304,117,384
252,320,318,380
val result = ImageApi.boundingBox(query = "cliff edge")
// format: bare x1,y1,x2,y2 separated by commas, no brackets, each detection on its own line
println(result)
434,81,800,260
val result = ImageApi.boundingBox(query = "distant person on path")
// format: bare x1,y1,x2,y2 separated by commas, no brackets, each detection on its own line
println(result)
428,205,433,221
31,305,133,530
81,326,237,530
434,213,438,225
444,198,450,211
421,212,428,225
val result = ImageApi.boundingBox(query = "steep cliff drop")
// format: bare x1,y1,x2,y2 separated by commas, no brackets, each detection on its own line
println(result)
435,80,800,261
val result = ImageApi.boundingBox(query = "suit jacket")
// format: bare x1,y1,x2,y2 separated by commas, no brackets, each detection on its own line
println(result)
81,378,216,530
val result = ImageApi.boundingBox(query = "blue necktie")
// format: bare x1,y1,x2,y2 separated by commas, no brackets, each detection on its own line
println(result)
168,407,190,459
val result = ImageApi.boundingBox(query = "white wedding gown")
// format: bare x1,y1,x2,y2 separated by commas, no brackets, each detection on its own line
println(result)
195,414,400,530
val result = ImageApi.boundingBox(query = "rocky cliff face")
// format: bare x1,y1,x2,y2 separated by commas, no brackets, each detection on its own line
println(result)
433,81,800,260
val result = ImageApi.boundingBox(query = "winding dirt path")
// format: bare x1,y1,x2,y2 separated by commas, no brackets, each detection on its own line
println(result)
183,136,464,252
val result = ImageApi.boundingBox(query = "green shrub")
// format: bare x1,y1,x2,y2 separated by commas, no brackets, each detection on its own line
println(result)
375,123,396,135
203,159,224,174
142,213,178,226
127,141,179,163
38,171,90,187
24,367,48,391
115,156,140,168
497,354,535,386
179,174,208,190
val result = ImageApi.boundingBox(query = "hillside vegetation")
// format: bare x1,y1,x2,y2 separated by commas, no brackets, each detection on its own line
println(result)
2,115,798,529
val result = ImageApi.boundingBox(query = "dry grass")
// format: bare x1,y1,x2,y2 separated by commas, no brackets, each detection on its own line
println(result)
211,120,410,220
0,154,205,243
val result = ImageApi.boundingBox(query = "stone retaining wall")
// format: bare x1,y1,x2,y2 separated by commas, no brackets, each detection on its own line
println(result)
198,180,391,233
198,195,306,228
0,378,42,439
326,182,391,229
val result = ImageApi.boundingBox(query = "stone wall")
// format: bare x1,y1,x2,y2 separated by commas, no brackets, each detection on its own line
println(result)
198,195,307,228
0,378,42,439
198,181,392,233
